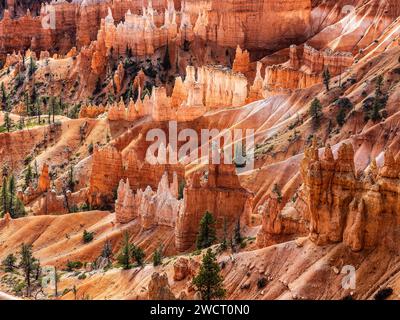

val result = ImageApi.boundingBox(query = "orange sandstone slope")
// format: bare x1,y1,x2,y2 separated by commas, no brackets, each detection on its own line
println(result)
1,0,400,300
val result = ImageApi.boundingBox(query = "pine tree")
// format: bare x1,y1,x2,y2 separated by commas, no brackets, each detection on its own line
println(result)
117,231,132,269
196,211,217,249
28,56,37,77
18,115,24,130
192,248,226,300
24,164,33,189
24,91,31,115
8,175,15,217
1,82,7,111
2,253,16,272
131,244,145,266
162,44,172,71
309,98,323,128
272,183,283,203
19,243,40,296
152,245,163,266
4,111,12,132
323,68,331,91
67,166,75,192
368,75,387,122
51,96,56,123
336,107,346,126
34,160,39,182
375,75,384,97
13,197,25,218
178,180,185,200
82,230,94,243
0,176,7,217
35,99,41,124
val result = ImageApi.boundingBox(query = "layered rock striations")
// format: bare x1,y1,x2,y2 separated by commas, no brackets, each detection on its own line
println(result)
0,0,177,59
257,139,400,252
262,44,354,96
112,149,253,252
107,64,248,122
183,0,312,51
88,144,185,207
175,156,253,252
115,172,182,228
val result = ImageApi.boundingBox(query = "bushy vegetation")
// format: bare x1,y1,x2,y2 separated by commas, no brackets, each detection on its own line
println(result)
152,245,163,267
0,174,26,218
196,211,217,250
374,287,393,300
363,75,388,122
309,98,323,128
192,248,226,300
82,230,94,244
335,97,353,127
117,231,146,269
66,260,83,271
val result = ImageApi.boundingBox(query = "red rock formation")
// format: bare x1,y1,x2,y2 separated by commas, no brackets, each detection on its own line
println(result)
88,145,123,206
173,257,190,281
232,45,250,74
108,64,247,122
183,0,311,51
255,140,400,252
147,272,176,300
88,144,185,208
247,61,264,103
113,61,125,94
79,104,106,119
263,44,354,96
38,163,50,193
115,178,136,224
115,172,182,228
0,0,178,60
175,156,253,252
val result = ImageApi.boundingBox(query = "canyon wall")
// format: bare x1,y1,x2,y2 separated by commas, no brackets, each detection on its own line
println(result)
0,0,176,60
107,64,248,122
88,144,185,207
262,44,354,96
183,0,312,51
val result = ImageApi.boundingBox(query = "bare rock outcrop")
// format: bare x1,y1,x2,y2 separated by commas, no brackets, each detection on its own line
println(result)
175,157,253,252
115,172,182,228
173,257,190,281
148,272,176,300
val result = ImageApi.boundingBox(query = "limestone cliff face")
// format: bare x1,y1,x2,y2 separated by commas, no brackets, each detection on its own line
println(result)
0,0,177,60
262,44,354,97
107,64,247,123
183,0,312,50
88,144,185,207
